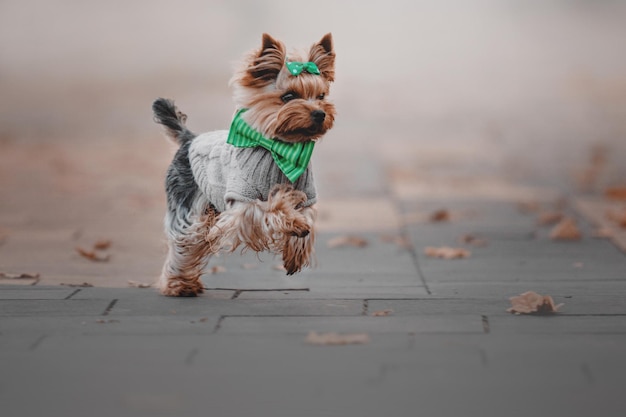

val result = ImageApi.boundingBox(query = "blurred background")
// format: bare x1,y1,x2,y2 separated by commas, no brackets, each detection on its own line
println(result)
1,0,626,284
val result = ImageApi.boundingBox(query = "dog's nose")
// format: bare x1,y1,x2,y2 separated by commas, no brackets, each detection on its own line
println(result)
311,110,326,124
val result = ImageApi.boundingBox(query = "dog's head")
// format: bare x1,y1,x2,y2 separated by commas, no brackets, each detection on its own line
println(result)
230,33,336,143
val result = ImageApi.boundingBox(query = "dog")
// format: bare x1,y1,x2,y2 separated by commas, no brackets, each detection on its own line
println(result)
152,33,336,296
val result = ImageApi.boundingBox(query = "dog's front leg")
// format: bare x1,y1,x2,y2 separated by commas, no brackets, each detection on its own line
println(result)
206,185,312,262
281,205,316,275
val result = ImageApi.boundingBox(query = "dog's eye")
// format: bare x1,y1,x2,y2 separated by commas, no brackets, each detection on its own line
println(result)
317,93,326,100
281,92,299,103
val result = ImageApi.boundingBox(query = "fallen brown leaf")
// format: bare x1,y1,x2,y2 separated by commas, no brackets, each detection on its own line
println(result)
93,239,112,250
429,209,450,222
549,217,582,240
0,272,40,279
210,265,227,274
371,309,393,317
76,247,111,262
605,186,626,201
305,331,370,346
425,246,471,259
507,291,563,315
327,235,368,249
128,280,152,288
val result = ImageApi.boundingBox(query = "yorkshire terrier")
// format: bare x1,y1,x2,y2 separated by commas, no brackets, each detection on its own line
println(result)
152,33,336,296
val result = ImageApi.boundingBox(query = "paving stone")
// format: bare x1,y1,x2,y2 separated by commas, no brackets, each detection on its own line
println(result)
217,315,484,334
0,316,219,350
0,299,112,317
417,238,626,283
367,295,626,316
489,315,626,334
367,298,511,316
106,297,363,318
0,286,77,300
429,281,626,298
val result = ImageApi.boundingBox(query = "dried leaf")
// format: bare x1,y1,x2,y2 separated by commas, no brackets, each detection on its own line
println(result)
210,265,227,274
605,186,626,201
128,280,152,288
76,247,111,262
507,291,563,315
371,309,393,317
0,271,40,279
549,217,582,240
536,211,564,226
425,246,471,259
305,331,370,346
429,209,450,222
327,235,368,249
93,239,112,250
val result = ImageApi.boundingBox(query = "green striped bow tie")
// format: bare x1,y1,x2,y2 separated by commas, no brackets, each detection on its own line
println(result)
227,109,315,182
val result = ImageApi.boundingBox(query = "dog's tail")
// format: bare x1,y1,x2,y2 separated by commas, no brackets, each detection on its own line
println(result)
152,98,196,145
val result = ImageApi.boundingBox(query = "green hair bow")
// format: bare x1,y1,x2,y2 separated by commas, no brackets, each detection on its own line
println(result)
285,61,320,76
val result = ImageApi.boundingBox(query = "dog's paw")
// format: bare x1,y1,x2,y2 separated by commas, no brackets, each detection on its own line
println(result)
268,184,307,210
160,279,205,297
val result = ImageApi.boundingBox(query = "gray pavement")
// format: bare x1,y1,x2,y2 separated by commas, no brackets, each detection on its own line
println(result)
3,201,626,417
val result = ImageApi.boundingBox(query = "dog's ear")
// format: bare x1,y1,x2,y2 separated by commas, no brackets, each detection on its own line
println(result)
308,33,335,82
245,33,286,87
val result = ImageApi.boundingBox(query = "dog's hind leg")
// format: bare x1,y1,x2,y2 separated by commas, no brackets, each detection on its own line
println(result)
159,206,218,297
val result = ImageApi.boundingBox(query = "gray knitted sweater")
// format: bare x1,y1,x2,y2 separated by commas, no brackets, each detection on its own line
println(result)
188,130,317,213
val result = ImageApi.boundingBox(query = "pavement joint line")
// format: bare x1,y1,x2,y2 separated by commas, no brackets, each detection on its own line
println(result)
212,315,226,334
184,348,199,366
481,315,490,334
559,314,626,317
64,289,81,300
399,228,432,295
29,335,47,351
102,299,118,316
204,287,311,293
